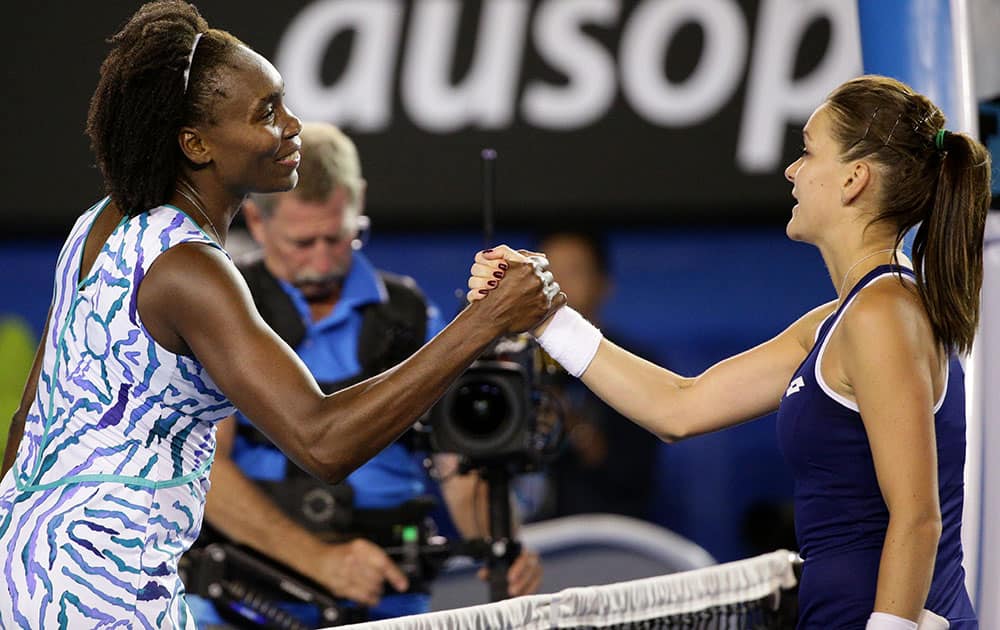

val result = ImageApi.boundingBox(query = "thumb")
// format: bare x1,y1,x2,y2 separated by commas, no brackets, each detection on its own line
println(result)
481,248,509,261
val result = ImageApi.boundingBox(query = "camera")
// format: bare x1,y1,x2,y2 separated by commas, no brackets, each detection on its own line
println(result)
429,359,532,459
426,334,558,464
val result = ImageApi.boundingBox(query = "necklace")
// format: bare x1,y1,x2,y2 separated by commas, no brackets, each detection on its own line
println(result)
838,248,897,302
175,180,223,245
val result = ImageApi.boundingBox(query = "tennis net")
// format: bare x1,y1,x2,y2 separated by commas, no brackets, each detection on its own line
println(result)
339,549,800,629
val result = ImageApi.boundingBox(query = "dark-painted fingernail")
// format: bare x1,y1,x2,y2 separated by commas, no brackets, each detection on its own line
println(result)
484,248,494,253
479,289,490,295
487,280,497,287
493,271,504,279
498,263,509,271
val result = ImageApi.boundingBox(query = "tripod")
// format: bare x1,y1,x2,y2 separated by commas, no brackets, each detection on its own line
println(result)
479,459,524,602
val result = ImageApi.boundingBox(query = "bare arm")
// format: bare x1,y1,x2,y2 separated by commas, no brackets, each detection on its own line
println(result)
468,247,833,442
138,243,555,484
204,416,407,605
576,301,833,441
2,313,50,478
839,285,942,622
435,454,491,539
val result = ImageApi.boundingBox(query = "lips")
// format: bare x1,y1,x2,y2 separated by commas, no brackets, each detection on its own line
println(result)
276,149,301,167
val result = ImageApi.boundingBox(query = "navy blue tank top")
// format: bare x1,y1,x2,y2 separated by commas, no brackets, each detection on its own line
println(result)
776,265,976,629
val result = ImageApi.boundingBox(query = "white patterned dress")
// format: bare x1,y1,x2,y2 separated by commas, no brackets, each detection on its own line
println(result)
0,200,236,628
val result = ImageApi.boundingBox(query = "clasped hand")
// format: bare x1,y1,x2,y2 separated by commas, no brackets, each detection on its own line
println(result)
467,245,563,323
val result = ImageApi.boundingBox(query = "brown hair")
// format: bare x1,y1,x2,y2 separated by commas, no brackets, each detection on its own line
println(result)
86,1,244,216
825,75,991,354
251,122,364,217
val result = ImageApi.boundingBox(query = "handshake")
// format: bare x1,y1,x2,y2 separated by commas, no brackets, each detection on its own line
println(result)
467,244,602,379
466,244,561,313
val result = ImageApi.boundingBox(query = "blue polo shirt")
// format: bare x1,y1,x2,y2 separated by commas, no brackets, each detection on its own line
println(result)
193,251,447,625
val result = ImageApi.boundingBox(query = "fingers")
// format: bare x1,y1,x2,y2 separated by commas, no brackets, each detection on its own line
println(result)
517,249,548,263
506,550,543,596
324,539,410,607
475,551,544,597
353,539,408,594
467,259,509,302
479,244,530,263
380,556,410,594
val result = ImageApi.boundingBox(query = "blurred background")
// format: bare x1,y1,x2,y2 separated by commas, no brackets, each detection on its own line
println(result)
2,0,999,580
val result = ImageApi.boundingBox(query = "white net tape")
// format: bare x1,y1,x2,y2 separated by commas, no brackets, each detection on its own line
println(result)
337,550,800,630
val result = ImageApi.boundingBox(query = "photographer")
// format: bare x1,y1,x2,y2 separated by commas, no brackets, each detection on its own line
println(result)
187,123,541,628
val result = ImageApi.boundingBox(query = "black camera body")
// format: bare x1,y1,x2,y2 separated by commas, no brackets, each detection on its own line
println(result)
429,358,535,461
425,333,560,466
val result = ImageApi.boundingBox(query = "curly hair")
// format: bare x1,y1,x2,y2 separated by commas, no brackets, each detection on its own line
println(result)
85,1,244,216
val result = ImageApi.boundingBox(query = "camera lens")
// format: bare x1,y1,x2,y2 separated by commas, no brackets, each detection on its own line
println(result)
452,381,509,437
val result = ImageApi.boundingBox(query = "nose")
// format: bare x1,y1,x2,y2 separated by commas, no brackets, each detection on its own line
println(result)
283,105,303,140
307,242,336,274
784,157,801,183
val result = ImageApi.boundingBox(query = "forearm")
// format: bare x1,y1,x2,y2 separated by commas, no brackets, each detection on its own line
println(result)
301,305,497,482
444,473,522,540
873,515,941,620
2,414,25,478
580,339,691,440
204,456,324,578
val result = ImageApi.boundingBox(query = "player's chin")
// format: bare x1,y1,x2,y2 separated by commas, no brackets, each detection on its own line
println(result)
255,170,299,194
785,217,806,243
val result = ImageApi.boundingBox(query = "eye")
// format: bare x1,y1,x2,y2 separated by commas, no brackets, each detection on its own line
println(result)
800,146,809,156
262,104,276,122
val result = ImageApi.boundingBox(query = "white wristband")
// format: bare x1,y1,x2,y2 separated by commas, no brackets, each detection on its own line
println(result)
866,612,918,630
535,306,602,377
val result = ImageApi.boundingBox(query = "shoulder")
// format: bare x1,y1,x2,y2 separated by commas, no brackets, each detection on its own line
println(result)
143,240,248,305
791,299,838,351
839,276,932,357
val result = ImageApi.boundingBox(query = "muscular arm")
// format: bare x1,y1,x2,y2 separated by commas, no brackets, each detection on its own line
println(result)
578,302,835,441
138,243,551,484
2,313,50,478
839,285,942,622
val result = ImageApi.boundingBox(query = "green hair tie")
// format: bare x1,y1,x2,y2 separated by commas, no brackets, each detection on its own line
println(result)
935,128,948,151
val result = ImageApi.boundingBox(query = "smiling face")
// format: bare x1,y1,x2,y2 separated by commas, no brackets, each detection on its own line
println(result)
188,45,302,196
783,103,854,244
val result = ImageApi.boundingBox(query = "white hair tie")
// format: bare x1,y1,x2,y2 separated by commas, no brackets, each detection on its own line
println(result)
182,32,204,94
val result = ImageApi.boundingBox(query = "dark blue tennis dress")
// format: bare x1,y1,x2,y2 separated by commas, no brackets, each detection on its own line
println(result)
776,265,977,629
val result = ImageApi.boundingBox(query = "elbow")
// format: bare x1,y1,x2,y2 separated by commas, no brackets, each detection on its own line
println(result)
293,425,347,485
652,410,693,444
656,428,684,444
890,507,942,545
302,444,351,485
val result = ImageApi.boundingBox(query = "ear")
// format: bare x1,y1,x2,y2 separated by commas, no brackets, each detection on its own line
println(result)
178,127,212,167
840,160,871,206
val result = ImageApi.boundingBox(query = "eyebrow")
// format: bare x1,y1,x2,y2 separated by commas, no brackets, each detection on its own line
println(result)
255,82,286,110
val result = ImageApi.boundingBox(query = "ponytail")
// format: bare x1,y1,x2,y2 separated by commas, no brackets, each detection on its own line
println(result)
911,131,991,354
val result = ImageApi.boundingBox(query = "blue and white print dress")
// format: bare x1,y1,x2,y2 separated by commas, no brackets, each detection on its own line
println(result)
0,199,236,628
